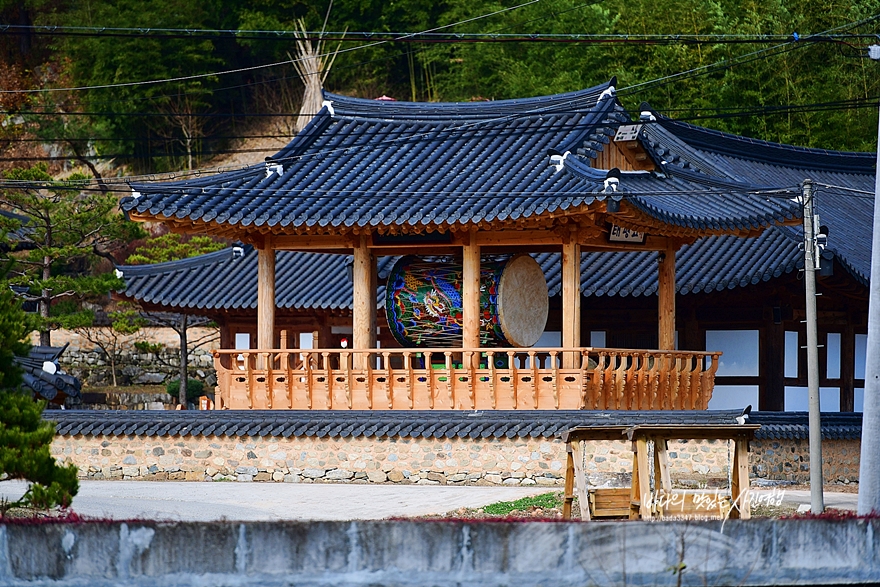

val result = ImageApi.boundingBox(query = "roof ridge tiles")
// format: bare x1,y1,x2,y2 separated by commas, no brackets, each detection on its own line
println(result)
657,117,876,173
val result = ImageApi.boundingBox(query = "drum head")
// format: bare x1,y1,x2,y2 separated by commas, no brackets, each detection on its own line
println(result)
497,254,548,347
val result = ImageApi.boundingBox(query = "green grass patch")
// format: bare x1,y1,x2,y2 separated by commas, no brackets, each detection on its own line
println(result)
482,492,563,515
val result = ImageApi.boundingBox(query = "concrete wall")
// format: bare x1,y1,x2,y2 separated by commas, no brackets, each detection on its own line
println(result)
51,434,861,486
2,519,878,586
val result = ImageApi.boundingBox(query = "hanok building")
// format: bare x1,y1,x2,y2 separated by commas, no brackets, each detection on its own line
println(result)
120,80,873,412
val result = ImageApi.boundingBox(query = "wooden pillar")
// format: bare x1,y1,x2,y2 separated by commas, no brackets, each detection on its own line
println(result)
562,227,581,368
370,251,378,347
762,321,786,411
841,322,855,412
257,238,276,367
352,234,377,368
462,230,481,365
657,242,676,350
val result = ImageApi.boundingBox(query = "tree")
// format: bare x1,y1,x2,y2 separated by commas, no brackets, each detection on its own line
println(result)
0,164,144,346
0,279,79,515
0,278,30,389
74,302,146,388
126,233,225,408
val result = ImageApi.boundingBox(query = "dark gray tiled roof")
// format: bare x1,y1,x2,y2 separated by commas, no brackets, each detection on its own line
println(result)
643,117,875,285
121,81,800,236
15,345,81,403
117,246,394,311
749,412,862,440
45,410,860,441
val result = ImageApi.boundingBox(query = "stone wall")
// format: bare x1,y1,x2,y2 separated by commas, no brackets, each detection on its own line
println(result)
51,433,860,486
44,328,218,388
751,438,860,484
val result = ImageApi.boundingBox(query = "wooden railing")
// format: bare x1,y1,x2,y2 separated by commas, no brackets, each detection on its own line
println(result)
211,347,721,410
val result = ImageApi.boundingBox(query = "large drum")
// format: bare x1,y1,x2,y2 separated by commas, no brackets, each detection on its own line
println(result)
385,254,548,348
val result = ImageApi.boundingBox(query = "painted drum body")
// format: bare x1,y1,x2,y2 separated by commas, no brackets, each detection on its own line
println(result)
385,254,548,347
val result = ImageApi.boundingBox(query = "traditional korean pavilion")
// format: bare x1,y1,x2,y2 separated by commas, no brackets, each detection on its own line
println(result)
120,80,842,411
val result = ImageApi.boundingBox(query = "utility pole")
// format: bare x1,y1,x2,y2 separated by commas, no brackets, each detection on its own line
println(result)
802,179,825,514
858,45,880,514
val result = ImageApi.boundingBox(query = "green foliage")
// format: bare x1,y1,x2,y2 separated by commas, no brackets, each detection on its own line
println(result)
0,393,79,512
0,164,145,344
5,0,880,172
134,340,164,355
0,280,31,391
126,233,227,265
482,492,562,515
165,378,205,402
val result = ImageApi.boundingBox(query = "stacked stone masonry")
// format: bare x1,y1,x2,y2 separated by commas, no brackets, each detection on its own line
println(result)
50,435,860,486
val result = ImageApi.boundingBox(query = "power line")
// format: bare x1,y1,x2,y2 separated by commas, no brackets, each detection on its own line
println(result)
3,95,878,168
0,0,542,95
5,23,875,44
618,12,880,97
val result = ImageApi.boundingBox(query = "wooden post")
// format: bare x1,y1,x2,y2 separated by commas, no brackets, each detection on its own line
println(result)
658,241,676,350
761,321,786,411
562,227,581,368
730,436,752,519
462,230,481,366
352,234,377,369
257,238,276,368
841,322,855,412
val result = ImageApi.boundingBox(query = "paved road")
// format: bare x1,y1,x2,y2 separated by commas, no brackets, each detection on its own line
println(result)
0,481,859,521
0,480,550,522
769,488,858,511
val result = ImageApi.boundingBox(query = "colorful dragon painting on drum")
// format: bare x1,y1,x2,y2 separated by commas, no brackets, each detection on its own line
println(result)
384,254,548,348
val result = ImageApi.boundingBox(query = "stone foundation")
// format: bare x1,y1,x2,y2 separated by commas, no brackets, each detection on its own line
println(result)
51,433,860,486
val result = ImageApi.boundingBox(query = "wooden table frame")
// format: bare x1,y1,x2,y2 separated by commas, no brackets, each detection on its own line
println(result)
562,424,760,521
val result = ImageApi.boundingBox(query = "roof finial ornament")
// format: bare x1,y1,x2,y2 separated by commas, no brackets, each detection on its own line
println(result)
322,100,335,116
265,158,284,178
603,168,621,193
548,150,570,174
598,85,616,102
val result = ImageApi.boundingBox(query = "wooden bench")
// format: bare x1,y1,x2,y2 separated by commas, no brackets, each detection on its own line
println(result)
589,488,632,518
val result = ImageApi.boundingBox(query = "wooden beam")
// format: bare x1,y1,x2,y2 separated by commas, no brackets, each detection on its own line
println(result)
562,227,581,368
581,235,695,252
462,230,481,360
475,229,563,247
352,234,376,368
658,241,676,350
272,234,352,250
256,237,276,365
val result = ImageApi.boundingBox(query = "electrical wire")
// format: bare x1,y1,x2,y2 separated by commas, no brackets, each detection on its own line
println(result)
617,12,880,97
3,95,877,170
0,0,542,95
2,13,878,188
5,24,875,44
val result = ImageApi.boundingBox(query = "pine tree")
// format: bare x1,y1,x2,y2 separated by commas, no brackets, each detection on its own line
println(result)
0,281,78,514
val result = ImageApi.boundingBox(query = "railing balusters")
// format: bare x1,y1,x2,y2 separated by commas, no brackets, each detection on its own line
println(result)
487,351,497,409
550,350,559,409
425,351,435,409
382,352,392,409
212,346,722,411
404,351,414,409
444,351,453,408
